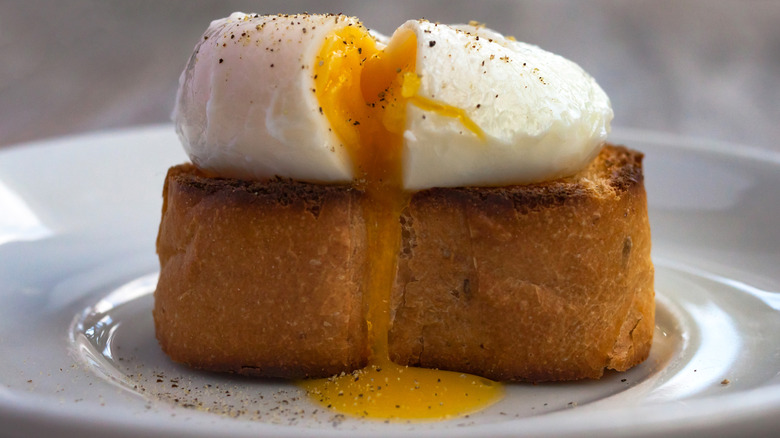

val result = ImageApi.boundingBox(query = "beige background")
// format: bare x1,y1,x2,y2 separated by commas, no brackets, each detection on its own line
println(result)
1,0,778,151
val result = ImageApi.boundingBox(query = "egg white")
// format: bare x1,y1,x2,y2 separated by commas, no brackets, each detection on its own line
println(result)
174,13,358,183
400,20,612,188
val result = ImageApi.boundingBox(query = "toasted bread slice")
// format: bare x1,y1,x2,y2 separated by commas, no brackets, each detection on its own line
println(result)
389,145,654,381
154,144,653,381
154,165,368,378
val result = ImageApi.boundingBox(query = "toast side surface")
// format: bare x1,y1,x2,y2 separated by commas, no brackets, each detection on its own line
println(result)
389,145,654,381
154,164,369,378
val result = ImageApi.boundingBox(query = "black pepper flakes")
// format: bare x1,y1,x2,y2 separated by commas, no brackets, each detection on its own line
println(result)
429,40,436,47
219,58,224,64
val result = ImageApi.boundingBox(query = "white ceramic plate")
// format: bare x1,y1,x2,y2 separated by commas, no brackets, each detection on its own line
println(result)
0,125,778,437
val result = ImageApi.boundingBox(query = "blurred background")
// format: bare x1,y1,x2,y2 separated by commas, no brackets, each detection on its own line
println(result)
1,0,778,150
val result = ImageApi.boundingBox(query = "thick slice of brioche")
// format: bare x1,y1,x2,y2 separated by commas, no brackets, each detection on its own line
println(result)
154,164,368,378
388,145,654,381
154,144,654,381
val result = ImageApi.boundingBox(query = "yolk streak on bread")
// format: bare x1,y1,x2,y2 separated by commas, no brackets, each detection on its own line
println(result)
301,24,503,421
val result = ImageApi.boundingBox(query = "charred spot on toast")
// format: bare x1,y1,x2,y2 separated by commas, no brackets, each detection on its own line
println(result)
600,145,645,192
398,207,417,258
166,163,360,218
411,145,644,215
622,235,633,268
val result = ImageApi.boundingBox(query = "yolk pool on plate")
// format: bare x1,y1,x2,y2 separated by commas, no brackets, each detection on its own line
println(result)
299,24,503,421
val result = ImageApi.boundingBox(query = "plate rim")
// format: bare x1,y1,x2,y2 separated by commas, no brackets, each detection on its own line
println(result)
1,124,779,437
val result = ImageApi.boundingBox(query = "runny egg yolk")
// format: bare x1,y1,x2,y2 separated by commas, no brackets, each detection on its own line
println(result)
299,24,503,421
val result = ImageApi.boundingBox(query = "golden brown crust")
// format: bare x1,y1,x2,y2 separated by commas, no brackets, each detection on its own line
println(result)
154,164,369,378
154,145,654,381
388,145,654,381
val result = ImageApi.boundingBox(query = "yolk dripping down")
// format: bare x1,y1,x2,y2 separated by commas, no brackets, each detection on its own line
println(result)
299,24,502,421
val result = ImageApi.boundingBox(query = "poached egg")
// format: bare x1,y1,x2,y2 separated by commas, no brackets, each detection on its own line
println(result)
173,12,612,190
